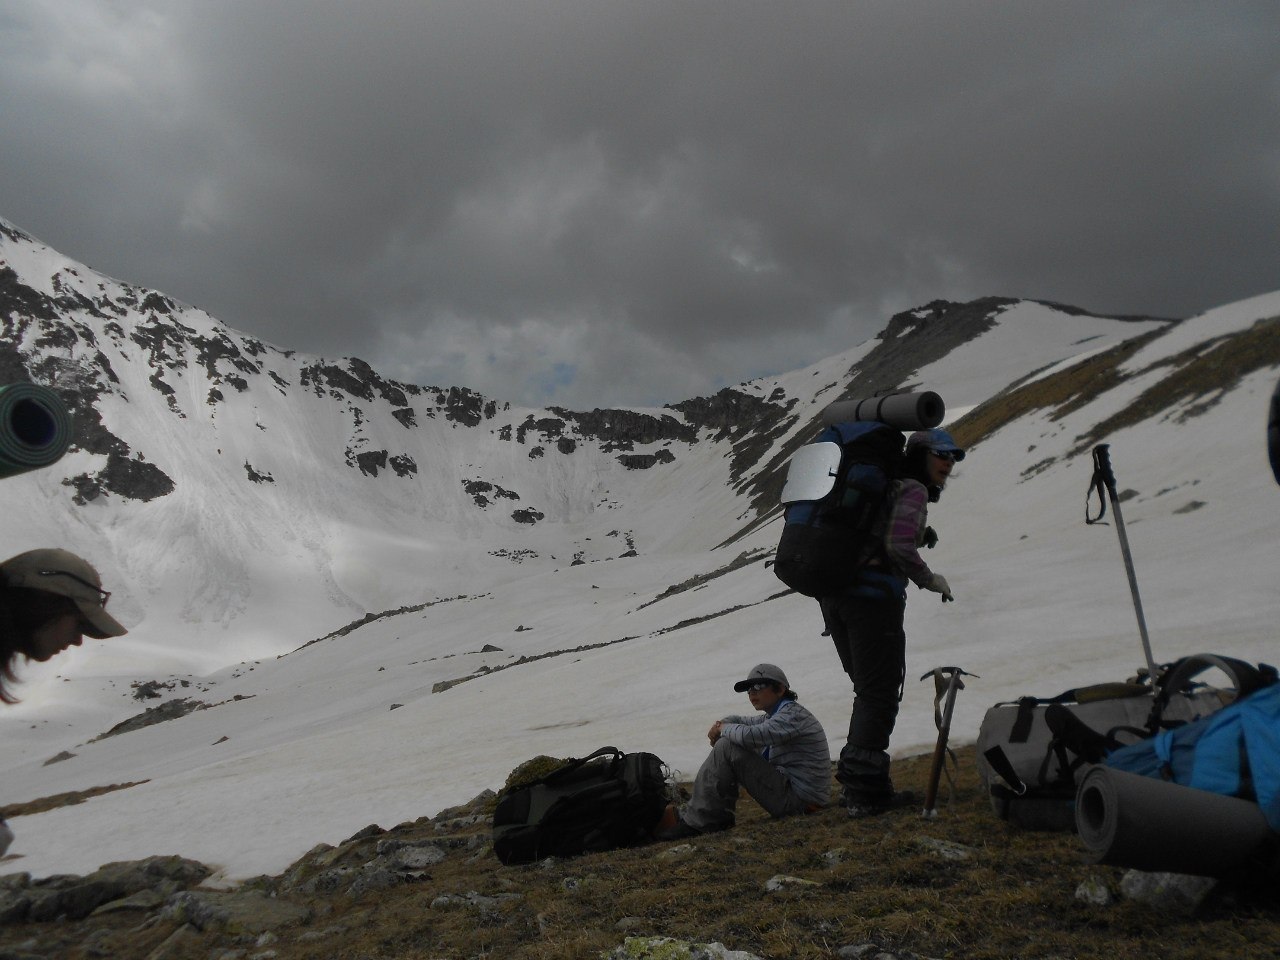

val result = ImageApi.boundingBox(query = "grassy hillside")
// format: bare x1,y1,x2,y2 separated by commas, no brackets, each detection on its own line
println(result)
2,746,1278,959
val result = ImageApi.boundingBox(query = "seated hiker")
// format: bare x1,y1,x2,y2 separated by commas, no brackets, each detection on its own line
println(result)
654,663,831,840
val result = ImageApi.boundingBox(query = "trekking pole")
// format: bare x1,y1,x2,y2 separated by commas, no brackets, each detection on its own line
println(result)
1086,444,1160,693
921,666,976,819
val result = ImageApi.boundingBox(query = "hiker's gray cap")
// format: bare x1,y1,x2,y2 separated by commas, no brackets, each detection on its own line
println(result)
733,663,789,692
0,548,128,639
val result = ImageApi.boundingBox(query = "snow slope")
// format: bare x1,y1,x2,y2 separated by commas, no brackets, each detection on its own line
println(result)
2,220,1277,883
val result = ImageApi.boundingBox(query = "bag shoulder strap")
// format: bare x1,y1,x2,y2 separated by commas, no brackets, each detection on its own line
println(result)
1149,654,1279,731
538,746,624,787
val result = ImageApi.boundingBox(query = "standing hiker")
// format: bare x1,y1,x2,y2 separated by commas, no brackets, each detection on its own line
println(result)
822,428,964,818
654,663,830,840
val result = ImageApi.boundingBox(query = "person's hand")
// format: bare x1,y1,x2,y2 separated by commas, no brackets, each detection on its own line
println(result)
707,721,724,745
926,573,954,602
922,526,939,549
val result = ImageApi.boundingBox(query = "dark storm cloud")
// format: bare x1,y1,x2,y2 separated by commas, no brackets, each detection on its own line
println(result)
1,1,1277,408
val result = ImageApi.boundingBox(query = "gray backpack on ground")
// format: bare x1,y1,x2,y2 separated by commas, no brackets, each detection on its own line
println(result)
975,654,1274,831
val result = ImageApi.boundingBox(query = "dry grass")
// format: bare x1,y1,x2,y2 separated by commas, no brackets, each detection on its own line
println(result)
240,750,1280,958
4,747,1279,959
0,780,148,819
949,315,1280,468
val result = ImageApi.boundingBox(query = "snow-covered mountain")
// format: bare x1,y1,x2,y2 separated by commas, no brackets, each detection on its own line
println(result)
2,216,1278,883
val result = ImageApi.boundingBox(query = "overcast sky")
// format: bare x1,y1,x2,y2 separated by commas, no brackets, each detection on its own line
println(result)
2,1,1277,410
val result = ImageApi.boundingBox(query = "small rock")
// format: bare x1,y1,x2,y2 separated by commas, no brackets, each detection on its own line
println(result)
342,824,385,844
656,842,696,859
913,836,974,861
144,922,201,960
386,843,446,871
764,874,821,894
1075,874,1113,906
603,936,764,959
347,867,400,897
1119,870,1219,914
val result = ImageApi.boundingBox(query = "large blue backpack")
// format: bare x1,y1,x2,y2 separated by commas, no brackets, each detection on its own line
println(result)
772,420,904,598
1106,672,1280,831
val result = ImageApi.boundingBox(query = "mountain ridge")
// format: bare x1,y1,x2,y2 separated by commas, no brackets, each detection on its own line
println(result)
1,215,1176,673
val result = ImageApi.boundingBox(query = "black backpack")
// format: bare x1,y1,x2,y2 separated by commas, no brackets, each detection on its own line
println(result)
491,746,670,864
772,420,905,598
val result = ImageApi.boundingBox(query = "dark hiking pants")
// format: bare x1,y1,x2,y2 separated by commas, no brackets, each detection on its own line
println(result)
822,591,907,803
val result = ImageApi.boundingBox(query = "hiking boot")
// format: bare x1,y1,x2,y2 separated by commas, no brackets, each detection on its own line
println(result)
846,789,919,819
652,804,679,836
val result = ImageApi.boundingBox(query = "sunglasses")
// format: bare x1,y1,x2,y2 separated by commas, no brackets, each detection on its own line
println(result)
747,681,775,692
37,569,111,608
929,449,960,463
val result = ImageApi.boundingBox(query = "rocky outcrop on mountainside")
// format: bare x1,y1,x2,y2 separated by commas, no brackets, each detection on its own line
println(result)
3,217,713,521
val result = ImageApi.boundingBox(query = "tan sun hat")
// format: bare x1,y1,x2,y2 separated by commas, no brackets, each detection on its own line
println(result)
0,548,128,639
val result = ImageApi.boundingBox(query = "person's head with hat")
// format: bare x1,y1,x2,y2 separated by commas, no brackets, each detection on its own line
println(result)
904,428,965,502
732,662,798,713
0,548,127,703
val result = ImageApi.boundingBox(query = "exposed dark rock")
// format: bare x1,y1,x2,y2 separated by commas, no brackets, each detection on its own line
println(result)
90,698,206,742
63,453,175,505
0,266,60,324
553,407,699,446
512,508,544,524
354,450,389,478
516,416,566,444
617,449,676,470
389,454,417,478
245,462,275,484
440,386,493,426
392,407,417,428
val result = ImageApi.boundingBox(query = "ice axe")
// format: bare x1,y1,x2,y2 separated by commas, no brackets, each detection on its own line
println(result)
921,666,976,818
1086,443,1160,693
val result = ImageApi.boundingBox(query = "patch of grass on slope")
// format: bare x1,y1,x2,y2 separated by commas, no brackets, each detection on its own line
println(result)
950,315,1280,469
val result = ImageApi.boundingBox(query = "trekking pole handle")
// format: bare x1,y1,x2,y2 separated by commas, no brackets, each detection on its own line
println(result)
1092,444,1117,498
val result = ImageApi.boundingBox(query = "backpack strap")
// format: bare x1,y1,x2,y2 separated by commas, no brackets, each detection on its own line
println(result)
539,746,624,786
1149,655,1279,731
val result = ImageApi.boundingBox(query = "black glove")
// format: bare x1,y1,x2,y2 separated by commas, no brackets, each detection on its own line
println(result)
922,526,939,549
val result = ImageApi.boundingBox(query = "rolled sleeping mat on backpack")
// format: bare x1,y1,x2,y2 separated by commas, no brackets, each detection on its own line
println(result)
821,391,945,431
1076,765,1276,878
0,383,74,480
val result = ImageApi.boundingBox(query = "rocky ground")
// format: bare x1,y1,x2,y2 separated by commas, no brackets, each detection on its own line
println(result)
1,748,1278,960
